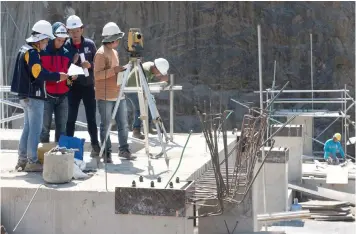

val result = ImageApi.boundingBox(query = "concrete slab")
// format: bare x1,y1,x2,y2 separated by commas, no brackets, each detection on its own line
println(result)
268,219,356,234
1,132,237,234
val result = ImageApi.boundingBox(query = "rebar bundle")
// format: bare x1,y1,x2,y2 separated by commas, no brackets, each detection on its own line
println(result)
190,105,296,219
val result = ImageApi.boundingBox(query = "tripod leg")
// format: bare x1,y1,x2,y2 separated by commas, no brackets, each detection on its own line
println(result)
135,60,154,174
137,62,169,168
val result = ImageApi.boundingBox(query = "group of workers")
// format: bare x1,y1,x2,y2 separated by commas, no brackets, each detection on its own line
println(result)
10,15,170,172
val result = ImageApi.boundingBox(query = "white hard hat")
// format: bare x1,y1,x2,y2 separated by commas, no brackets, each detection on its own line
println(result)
102,22,125,43
26,20,55,43
66,15,83,29
154,58,169,76
52,22,69,38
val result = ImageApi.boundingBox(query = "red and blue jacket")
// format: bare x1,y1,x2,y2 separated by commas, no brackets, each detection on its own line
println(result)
40,40,72,96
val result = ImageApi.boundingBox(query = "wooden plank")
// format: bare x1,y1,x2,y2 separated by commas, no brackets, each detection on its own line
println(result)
326,165,348,184
299,200,349,207
288,183,356,205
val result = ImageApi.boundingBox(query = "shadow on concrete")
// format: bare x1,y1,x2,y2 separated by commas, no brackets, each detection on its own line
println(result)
271,220,305,227
142,170,170,180
104,160,145,175
1,172,88,188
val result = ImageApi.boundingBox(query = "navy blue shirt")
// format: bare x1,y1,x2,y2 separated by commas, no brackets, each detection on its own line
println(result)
64,36,97,86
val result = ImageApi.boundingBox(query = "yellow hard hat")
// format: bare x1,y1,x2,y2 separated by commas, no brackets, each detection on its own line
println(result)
333,133,341,141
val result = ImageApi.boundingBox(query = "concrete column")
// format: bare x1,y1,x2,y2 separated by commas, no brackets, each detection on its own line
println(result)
288,116,313,156
271,124,304,184
253,147,289,231
198,192,254,234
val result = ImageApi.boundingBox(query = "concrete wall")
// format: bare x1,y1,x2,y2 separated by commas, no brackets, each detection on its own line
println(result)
198,192,254,234
288,117,313,156
253,147,289,231
1,188,194,234
272,124,304,184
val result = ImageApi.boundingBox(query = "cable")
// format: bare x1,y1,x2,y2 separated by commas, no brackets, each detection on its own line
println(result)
13,183,44,232
164,130,192,188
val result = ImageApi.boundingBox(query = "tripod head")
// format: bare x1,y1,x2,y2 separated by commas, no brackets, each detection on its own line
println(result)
127,28,143,58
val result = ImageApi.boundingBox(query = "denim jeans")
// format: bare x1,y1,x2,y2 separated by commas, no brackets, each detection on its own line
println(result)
40,95,68,143
66,84,99,146
126,93,152,129
97,99,129,152
18,98,44,163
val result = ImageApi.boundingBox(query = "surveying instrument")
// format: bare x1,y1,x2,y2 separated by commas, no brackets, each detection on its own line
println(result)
98,28,171,174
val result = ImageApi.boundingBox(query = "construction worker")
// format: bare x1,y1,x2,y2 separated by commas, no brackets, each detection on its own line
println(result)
126,58,170,139
324,133,345,165
94,22,136,162
40,22,77,143
10,20,69,172
64,15,101,157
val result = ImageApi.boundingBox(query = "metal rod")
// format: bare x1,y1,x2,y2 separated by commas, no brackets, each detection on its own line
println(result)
315,118,340,139
169,74,174,140
0,37,4,129
257,24,267,231
268,100,348,104
0,113,24,124
231,98,326,146
265,81,290,110
310,33,314,110
344,84,347,155
254,89,349,93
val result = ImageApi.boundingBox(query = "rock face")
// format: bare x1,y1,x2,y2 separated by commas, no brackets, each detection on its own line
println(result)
2,2,355,148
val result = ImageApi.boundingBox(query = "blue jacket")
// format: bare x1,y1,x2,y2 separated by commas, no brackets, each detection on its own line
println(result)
64,36,96,86
324,138,345,159
10,44,60,100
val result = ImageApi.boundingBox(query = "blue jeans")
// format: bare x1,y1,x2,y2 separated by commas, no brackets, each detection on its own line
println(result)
18,98,44,164
40,95,68,143
97,99,129,152
126,93,152,129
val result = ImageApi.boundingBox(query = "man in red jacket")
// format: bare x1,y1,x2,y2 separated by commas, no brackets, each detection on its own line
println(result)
40,22,77,143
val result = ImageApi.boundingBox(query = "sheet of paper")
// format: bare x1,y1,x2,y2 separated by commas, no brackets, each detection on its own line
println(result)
68,64,85,76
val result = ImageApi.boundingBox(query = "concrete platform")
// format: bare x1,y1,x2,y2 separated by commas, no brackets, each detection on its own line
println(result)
302,163,356,195
1,132,237,234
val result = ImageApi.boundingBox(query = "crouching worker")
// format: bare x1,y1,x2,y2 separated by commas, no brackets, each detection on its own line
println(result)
10,20,69,172
324,133,345,165
40,22,78,143
94,22,136,162
126,58,170,139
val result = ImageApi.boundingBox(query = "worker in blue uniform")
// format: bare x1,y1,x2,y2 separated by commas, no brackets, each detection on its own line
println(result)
324,133,345,165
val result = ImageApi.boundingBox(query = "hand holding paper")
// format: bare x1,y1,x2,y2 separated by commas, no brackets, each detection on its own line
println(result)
80,53,90,77
68,64,85,76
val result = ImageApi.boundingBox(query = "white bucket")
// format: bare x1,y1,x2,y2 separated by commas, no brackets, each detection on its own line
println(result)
42,147,75,184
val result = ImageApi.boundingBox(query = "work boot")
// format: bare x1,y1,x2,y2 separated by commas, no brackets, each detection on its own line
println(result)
132,128,145,140
15,159,28,171
90,144,101,158
104,151,113,164
119,149,137,160
24,162,43,172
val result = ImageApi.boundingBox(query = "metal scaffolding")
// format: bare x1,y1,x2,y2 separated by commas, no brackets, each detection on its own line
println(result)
254,88,355,158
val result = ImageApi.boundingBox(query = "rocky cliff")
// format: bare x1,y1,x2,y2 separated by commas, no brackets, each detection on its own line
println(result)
2,2,355,146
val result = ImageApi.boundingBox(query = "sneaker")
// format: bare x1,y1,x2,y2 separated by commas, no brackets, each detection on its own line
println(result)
90,144,101,158
133,128,145,140
15,160,27,171
119,150,137,160
24,162,43,172
149,125,158,135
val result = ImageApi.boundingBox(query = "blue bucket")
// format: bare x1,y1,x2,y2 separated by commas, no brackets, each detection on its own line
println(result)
58,135,85,161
